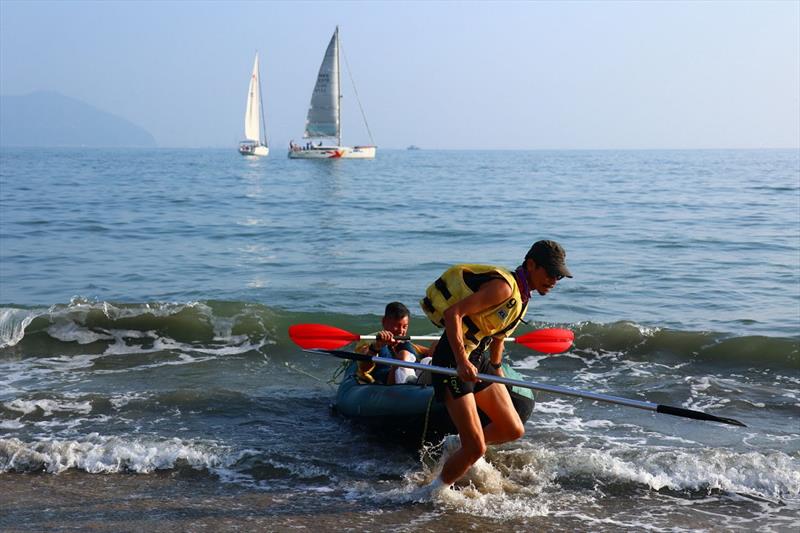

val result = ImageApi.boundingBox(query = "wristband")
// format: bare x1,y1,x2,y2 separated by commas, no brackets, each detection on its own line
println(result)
490,361,502,370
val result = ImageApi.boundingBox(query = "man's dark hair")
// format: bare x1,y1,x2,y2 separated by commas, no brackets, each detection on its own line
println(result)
384,301,410,320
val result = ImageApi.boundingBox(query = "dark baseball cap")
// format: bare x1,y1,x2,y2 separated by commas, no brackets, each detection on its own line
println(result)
525,240,573,279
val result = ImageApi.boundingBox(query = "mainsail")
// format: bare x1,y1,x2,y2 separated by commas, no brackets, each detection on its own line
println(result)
304,28,340,140
244,54,262,142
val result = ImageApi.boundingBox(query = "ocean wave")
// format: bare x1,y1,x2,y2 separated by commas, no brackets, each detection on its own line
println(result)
0,298,280,350
1,301,797,369
4,398,92,417
0,433,230,474
0,306,42,348
568,321,799,368
0,388,330,434
0,299,276,369
362,437,799,523
516,444,800,501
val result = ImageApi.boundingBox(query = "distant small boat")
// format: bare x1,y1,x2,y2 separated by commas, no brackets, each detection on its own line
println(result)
289,27,376,160
239,52,269,157
407,145,420,151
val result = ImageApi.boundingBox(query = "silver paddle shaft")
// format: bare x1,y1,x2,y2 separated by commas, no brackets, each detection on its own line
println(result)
324,352,657,411
306,349,746,426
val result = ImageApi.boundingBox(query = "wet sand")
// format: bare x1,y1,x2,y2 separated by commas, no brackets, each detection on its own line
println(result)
0,472,498,532
3,471,798,532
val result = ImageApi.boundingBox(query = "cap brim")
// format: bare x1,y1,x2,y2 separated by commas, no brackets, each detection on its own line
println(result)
551,264,573,278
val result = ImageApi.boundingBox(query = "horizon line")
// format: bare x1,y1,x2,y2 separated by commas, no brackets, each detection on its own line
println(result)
2,145,798,151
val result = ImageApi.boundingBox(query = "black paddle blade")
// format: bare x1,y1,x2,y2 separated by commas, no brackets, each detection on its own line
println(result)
656,404,747,427
304,348,372,363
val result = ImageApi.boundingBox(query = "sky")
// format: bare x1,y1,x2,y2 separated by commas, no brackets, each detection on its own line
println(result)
1,0,798,150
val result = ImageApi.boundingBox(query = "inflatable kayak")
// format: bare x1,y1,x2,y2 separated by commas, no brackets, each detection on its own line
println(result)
333,360,535,447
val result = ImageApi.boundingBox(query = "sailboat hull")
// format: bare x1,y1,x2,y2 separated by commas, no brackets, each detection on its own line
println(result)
239,143,269,157
288,145,376,159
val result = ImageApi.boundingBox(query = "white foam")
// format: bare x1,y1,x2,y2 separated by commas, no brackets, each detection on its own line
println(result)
94,299,209,320
46,321,114,344
684,376,734,412
365,459,553,518
533,398,576,415
691,376,713,391
516,443,800,500
0,362,43,394
82,326,266,361
187,338,265,356
582,419,616,429
515,355,549,370
30,414,109,431
39,300,238,348
4,398,92,416
533,415,610,434
779,374,800,386
0,434,229,474
359,436,800,522
0,307,40,348
109,392,151,410
633,323,661,337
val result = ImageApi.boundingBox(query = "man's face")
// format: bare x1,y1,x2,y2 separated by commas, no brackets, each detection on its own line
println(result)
382,315,409,337
528,261,560,296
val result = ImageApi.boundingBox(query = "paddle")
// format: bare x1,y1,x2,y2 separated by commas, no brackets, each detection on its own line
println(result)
302,348,747,428
288,323,574,353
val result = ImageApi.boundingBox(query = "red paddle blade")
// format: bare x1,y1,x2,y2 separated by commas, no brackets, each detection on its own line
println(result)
288,324,361,349
513,328,574,353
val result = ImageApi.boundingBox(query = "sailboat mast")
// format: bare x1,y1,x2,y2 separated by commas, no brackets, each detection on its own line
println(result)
336,26,342,147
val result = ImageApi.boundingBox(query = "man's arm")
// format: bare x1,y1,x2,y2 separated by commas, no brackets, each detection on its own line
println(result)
442,278,512,382
489,336,505,377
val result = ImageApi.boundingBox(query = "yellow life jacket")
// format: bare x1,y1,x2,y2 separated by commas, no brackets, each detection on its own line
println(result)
420,264,528,353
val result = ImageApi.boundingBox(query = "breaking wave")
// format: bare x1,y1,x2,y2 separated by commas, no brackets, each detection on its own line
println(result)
0,433,230,474
2,300,797,369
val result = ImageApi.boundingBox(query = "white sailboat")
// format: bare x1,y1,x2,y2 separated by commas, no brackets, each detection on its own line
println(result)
289,27,376,159
239,52,269,157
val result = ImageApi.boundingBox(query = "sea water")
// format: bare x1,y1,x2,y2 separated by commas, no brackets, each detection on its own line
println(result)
0,148,798,531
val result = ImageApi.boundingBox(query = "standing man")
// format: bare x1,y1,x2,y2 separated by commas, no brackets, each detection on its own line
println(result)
419,240,572,493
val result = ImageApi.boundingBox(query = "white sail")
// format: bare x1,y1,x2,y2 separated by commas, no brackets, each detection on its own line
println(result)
304,28,340,139
244,54,261,142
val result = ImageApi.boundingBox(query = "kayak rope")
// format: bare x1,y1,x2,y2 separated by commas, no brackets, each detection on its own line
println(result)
420,392,435,448
283,361,335,389
328,360,350,385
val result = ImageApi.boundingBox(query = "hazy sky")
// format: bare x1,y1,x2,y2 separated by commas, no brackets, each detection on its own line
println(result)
1,0,798,149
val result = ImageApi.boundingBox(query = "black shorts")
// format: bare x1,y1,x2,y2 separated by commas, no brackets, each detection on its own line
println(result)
432,331,493,402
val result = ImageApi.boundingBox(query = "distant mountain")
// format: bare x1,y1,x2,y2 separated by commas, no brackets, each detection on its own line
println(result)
0,91,157,147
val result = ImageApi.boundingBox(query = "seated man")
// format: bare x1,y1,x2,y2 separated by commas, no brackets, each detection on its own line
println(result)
355,302,433,385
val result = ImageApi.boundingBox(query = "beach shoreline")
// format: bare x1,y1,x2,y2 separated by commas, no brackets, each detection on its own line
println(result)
3,470,797,532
